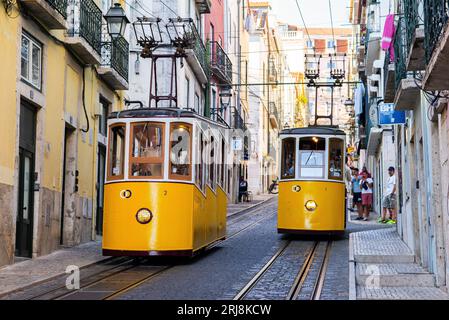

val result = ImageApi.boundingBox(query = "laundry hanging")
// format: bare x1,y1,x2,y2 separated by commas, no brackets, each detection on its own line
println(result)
382,14,396,62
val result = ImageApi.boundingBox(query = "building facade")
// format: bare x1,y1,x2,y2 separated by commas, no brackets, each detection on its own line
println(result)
0,0,129,266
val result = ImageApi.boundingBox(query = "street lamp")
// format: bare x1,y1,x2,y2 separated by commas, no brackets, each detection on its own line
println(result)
219,87,233,111
105,3,130,39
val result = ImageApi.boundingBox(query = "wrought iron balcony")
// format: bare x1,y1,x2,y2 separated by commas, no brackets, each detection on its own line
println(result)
20,0,68,29
185,22,210,84
195,0,212,14
66,0,102,65
401,0,425,71
98,29,129,90
210,41,233,84
422,0,449,90
393,17,420,110
383,50,395,103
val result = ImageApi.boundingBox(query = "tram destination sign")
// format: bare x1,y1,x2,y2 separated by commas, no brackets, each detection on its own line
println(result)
378,103,406,125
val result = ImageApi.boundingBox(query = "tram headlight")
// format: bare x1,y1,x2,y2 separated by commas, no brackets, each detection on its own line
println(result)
136,208,153,224
305,200,317,212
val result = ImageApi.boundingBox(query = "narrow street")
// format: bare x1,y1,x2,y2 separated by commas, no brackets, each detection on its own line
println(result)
1,199,388,301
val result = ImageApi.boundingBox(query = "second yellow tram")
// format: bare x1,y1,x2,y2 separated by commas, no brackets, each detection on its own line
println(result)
277,127,347,235
102,108,230,257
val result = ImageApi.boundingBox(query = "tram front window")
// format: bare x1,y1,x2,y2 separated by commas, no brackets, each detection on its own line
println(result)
170,123,192,180
281,138,296,179
108,124,125,180
299,137,325,178
130,122,164,178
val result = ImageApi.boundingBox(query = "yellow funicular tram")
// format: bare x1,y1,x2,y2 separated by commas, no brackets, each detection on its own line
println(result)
277,127,347,235
103,108,230,256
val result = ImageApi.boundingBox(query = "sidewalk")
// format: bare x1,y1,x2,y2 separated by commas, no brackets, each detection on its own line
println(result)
0,195,275,298
349,228,449,300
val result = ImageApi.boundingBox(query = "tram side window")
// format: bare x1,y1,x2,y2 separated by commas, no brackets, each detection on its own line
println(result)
195,129,204,190
298,137,326,178
108,124,125,180
208,135,216,190
281,138,296,179
169,123,192,180
329,138,344,180
130,122,164,178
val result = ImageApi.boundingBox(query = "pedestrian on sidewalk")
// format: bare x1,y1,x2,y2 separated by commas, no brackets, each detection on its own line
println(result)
238,176,248,202
360,171,374,221
380,166,397,224
351,168,363,220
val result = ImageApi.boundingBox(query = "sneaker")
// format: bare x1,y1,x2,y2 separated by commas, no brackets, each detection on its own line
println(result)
377,217,383,223
363,217,368,221
386,220,397,225
355,216,363,220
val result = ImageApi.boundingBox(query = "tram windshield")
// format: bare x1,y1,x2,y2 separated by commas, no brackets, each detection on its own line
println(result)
169,123,192,180
130,122,164,178
298,137,326,178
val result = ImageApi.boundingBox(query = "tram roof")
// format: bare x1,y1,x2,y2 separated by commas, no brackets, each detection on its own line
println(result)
280,126,346,136
109,108,227,128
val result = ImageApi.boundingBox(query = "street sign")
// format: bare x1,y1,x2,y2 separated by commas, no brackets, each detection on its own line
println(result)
232,138,243,151
379,103,406,125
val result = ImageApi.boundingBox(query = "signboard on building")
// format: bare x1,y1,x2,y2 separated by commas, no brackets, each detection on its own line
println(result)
378,103,406,125
232,138,243,151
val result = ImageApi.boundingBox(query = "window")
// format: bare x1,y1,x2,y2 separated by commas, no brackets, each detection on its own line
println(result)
194,93,200,114
298,137,326,178
108,124,125,180
195,129,204,190
327,40,335,49
208,135,216,189
99,98,110,136
169,123,192,180
211,89,217,119
219,137,225,188
281,138,296,179
306,40,314,48
328,138,344,180
21,33,42,90
185,76,190,108
130,122,164,178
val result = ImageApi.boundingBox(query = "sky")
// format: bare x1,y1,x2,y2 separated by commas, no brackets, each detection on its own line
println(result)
271,0,351,28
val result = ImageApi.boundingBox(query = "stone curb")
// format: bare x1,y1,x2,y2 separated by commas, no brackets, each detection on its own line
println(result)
227,195,276,218
348,233,357,300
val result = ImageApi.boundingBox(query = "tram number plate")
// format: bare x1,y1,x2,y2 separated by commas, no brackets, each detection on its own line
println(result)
292,185,301,192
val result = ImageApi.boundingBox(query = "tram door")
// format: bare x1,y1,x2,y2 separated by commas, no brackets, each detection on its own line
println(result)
15,102,36,258
96,145,106,235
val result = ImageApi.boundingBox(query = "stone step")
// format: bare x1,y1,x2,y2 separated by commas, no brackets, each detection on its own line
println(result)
356,263,435,287
357,285,449,300
354,253,415,264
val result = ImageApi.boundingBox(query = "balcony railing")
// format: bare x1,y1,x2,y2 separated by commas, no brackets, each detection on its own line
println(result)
67,0,103,55
393,18,408,90
46,0,67,19
189,23,210,79
403,0,421,50
232,107,247,131
210,41,232,84
424,0,449,63
101,32,129,82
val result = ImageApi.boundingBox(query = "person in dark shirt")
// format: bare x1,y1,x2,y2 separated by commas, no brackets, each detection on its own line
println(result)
238,176,248,202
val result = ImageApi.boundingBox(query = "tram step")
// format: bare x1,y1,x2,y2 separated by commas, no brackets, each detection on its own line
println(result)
356,263,435,287
356,285,449,300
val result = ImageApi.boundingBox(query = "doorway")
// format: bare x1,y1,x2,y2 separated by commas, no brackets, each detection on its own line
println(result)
96,145,106,235
15,102,36,258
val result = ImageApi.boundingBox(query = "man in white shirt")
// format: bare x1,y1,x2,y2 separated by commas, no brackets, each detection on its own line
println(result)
380,167,397,224
360,171,374,221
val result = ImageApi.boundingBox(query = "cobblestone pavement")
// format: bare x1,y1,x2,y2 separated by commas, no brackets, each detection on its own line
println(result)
227,194,276,216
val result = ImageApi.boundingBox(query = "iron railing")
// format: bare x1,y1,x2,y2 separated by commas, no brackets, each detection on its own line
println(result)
67,0,103,55
210,41,232,83
424,0,449,63
188,23,210,78
101,28,129,81
393,17,408,90
402,0,421,51
46,0,68,18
